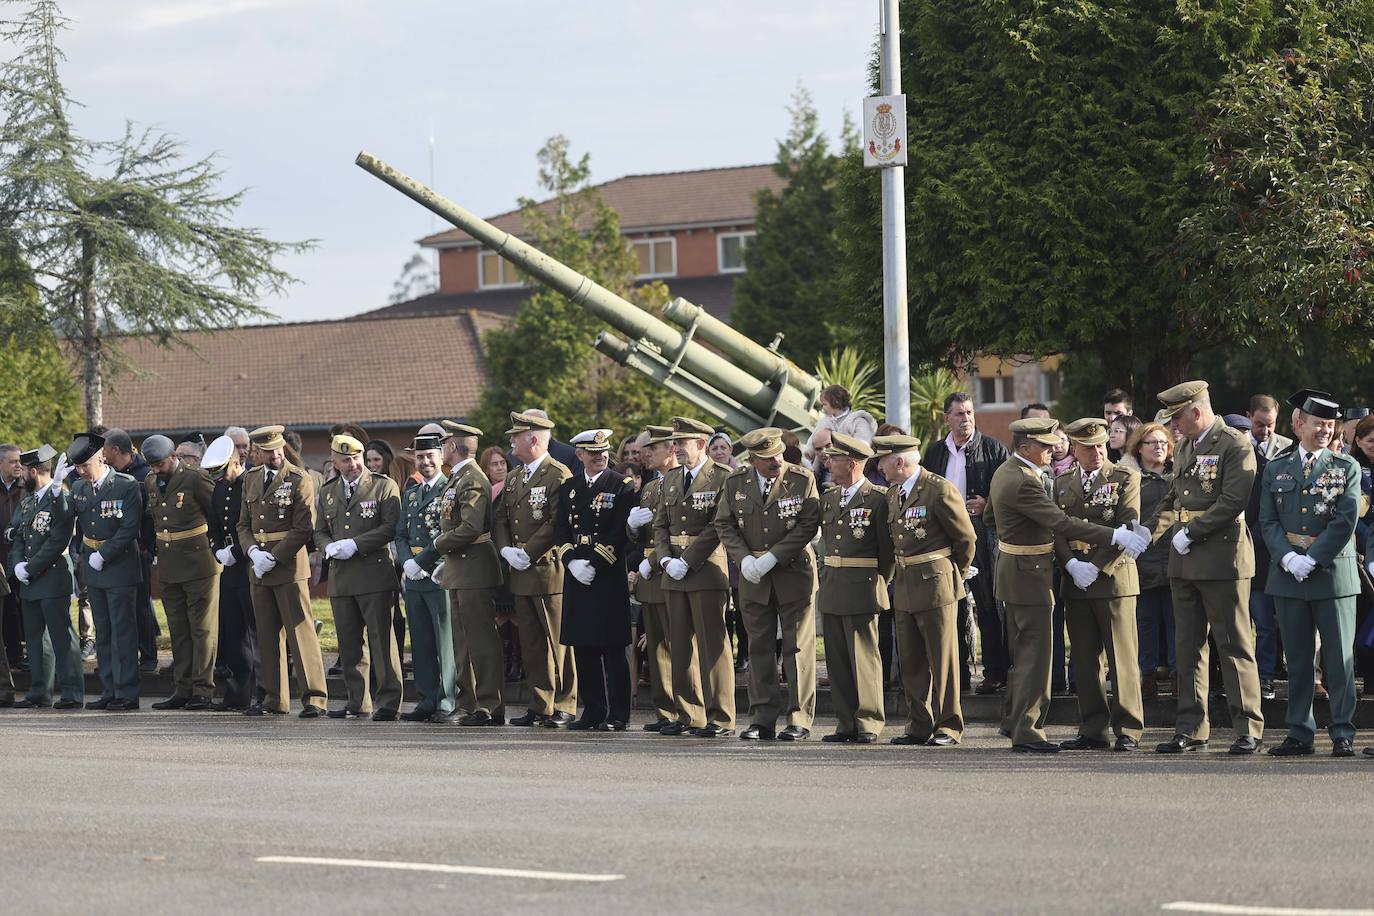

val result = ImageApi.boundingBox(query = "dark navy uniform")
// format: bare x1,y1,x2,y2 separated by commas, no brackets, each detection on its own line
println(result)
208,472,260,708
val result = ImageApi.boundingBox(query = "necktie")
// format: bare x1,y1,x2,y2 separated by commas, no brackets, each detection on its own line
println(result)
1082,471,1094,497
1303,453,1316,479
264,470,275,489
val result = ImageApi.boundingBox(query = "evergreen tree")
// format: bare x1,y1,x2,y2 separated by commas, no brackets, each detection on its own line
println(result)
0,234,81,445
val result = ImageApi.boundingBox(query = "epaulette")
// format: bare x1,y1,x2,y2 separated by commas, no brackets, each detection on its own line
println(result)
713,459,735,473
623,476,634,485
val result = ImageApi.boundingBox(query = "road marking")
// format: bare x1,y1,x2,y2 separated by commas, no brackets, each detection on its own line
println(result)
256,855,624,883
1164,903,1374,916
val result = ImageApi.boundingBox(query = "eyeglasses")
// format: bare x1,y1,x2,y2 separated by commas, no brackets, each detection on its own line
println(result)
1141,439,1170,448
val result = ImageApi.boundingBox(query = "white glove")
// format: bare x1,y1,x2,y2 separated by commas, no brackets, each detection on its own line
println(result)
403,558,425,580
1065,558,1099,590
963,565,979,581
740,555,761,584
249,547,275,579
431,561,446,582
215,547,236,567
14,561,29,584
665,558,689,580
754,552,778,577
331,539,357,561
1171,528,1192,556
627,506,654,531
500,546,521,567
323,541,338,559
88,551,105,572
501,546,531,571
1111,524,1150,558
638,558,653,579
47,455,69,495
1281,552,1316,581
567,558,595,586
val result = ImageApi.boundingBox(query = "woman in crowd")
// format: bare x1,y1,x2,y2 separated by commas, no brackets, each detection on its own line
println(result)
708,432,735,469
480,445,521,683
1127,422,1176,698
1108,414,1143,466
1050,427,1076,477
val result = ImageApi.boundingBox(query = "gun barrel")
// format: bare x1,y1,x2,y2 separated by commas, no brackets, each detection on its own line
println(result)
661,298,821,403
594,332,763,432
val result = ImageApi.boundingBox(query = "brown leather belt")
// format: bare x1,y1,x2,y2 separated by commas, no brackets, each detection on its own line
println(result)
82,536,104,550
999,542,1053,557
669,534,692,548
157,523,208,543
254,530,288,548
824,556,879,568
1286,532,1316,549
897,547,952,567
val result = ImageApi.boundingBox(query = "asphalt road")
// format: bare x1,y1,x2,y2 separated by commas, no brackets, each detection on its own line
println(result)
4,707,1373,915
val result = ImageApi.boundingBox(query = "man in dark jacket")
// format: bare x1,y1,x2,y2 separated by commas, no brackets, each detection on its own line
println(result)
921,392,1011,692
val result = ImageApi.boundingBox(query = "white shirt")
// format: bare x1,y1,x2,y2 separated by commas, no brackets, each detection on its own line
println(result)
585,469,604,487
523,452,548,480
839,479,864,507
756,471,772,496
685,454,708,487
422,469,446,494
449,458,472,476
899,466,922,502
943,433,969,499
92,467,111,492
1080,467,1099,490
1014,453,1043,474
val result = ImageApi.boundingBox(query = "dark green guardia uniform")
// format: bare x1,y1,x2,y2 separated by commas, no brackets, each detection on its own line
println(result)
8,480,82,705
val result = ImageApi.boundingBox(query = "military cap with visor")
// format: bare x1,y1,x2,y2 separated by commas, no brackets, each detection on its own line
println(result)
1286,388,1341,421
201,435,236,472
249,425,286,450
1008,417,1061,445
669,416,715,440
570,428,614,452
330,434,365,456
440,420,482,440
19,444,57,467
1063,418,1109,447
140,435,175,464
1155,380,1210,421
644,424,674,445
823,431,874,461
738,427,785,459
871,434,924,456
65,431,106,465
505,411,555,436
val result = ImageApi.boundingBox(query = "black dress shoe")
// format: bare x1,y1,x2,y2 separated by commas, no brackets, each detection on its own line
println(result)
371,709,398,722
53,699,83,711
658,720,692,736
890,734,928,745
326,708,362,719
1267,737,1313,757
595,720,628,732
106,699,139,711
241,704,265,716
1059,735,1110,751
1156,734,1207,754
152,696,189,710
1012,741,1061,753
209,701,245,712
854,732,879,744
1363,746,1374,757
692,724,734,738
298,705,325,718
566,717,602,731
740,724,776,740
400,708,435,722
429,711,459,724
458,711,502,726
327,662,342,676
509,710,547,727
642,717,671,732
13,699,48,709
184,696,211,711
545,711,576,727
1259,679,1277,700
85,698,110,710
1114,736,1139,752
822,732,855,743
1332,738,1354,758
777,726,810,741
927,734,958,747
1229,736,1263,755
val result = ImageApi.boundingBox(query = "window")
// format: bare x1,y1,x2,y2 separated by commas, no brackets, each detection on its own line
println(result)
1039,369,1061,404
717,232,754,273
479,251,522,289
631,238,676,278
977,375,1014,407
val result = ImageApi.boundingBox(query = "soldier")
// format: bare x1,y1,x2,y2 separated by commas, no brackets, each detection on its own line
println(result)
202,436,260,711
1052,419,1145,751
817,433,893,744
715,427,820,740
314,434,403,720
141,435,221,710
394,429,459,723
495,411,577,727
1260,391,1360,757
0,573,11,706
7,447,83,709
237,424,327,718
66,431,145,711
653,416,735,738
1153,381,1266,754
627,424,677,731
983,418,1150,752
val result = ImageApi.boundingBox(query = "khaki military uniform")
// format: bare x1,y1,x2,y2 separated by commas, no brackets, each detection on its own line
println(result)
146,464,221,701
653,459,734,730
818,480,893,737
1167,418,1264,741
237,463,327,713
494,454,576,717
315,469,403,715
630,472,674,724
1053,462,1145,742
716,462,821,731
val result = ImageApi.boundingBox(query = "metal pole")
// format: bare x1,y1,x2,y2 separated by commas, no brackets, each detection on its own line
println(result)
879,0,911,432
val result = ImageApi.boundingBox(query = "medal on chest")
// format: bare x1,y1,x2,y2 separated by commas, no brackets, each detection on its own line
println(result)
1191,455,1220,494
34,510,50,534
848,506,872,539
777,495,802,530
359,499,378,519
1086,481,1119,521
690,490,717,512
441,488,457,521
527,485,547,521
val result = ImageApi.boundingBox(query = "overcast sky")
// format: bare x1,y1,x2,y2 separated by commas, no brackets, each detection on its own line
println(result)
53,1,877,323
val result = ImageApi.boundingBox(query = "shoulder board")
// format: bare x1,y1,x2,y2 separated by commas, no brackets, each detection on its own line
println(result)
1220,426,1248,444
712,459,734,473
869,483,888,494
623,476,634,485
725,466,749,480
785,464,811,479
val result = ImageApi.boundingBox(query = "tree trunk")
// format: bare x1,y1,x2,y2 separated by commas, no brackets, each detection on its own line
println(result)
78,228,101,427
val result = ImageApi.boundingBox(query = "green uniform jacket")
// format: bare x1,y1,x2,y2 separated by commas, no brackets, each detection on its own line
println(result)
1167,418,1257,581
237,463,316,585
714,462,821,606
393,472,447,594
71,471,144,589
652,459,733,592
817,481,893,617
494,455,571,596
1053,461,1141,598
145,464,218,583
984,457,1113,606
884,471,976,614
314,469,401,597
8,486,75,600
1260,447,1360,600
431,461,502,591
631,474,667,604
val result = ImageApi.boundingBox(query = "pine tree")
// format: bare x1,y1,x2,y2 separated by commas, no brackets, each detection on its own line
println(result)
0,233,81,445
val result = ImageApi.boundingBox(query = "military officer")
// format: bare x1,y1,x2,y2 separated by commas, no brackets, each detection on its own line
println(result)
141,435,221,710
1154,381,1266,754
1052,419,1145,751
67,431,145,711
495,411,577,726
714,427,820,740
394,429,459,723
237,424,327,718
0,573,11,707
1260,391,1360,757
817,433,893,744
983,418,1150,752
553,429,637,730
627,424,677,731
7,446,82,709
653,416,735,737
314,434,403,720
202,435,260,710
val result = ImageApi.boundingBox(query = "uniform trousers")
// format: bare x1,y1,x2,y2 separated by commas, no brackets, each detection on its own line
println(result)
135,551,159,665
1003,600,1054,745
741,591,816,729
514,593,576,716
403,586,456,716
1170,577,1264,740
2,583,21,665
0,631,12,701
162,574,220,699
333,590,404,714
821,612,884,736
1064,595,1144,741
250,578,327,713
573,644,631,724
1275,595,1357,744
971,527,1009,681
666,588,733,729
21,596,82,704
896,603,962,740
451,587,505,718
640,600,674,722
216,583,260,707
90,584,140,702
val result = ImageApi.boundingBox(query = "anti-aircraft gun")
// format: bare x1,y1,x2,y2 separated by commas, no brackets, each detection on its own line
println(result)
355,152,823,433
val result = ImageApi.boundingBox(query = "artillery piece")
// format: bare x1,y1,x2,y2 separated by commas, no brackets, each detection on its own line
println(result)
355,152,822,433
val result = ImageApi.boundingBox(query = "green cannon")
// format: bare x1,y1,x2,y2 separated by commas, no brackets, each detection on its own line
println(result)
355,151,822,432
